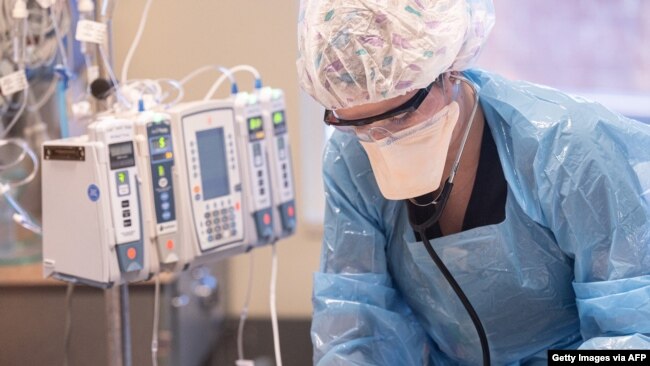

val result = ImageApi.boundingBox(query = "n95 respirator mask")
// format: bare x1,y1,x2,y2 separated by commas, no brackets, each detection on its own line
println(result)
360,101,460,200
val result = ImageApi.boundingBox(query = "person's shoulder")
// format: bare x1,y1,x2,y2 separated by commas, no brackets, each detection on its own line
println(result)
467,69,640,140
323,131,373,177
322,131,391,220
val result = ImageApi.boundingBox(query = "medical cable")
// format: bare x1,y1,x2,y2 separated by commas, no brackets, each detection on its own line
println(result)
409,74,480,208
99,0,116,63
407,75,490,366
151,273,161,366
27,76,58,112
77,0,95,57
269,240,283,366
0,136,34,172
11,0,27,65
447,75,480,184
179,64,232,86
63,282,75,366
0,90,28,139
229,64,262,86
1,0,28,140
0,138,42,235
0,181,42,235
98,45,132,109
49,3,70,72
237,251,255,362
121,0,154,84
419,231,489,365
201,72,238,100
155,78,184,107
203,64,261,100
0,138,39,189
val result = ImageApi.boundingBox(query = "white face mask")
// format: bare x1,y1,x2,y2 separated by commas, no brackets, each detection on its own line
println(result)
360,101,460,200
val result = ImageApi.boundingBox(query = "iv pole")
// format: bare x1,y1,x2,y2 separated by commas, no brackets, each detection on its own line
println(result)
94,1,129,365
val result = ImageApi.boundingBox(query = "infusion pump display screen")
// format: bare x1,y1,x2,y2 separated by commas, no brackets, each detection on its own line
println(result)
109,141,135,170
272,111,287,135
247,116,265,142
196,128,230,200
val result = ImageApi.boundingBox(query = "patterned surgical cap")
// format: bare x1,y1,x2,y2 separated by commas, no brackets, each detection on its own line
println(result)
297,0,495,109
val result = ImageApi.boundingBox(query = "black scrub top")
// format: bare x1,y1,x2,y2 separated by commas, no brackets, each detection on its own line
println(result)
408,121,507,240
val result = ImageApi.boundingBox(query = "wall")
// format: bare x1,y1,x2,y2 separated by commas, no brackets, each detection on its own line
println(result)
111,0,322,318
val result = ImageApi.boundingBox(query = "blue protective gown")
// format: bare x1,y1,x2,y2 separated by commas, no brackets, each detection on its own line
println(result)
312,69,650,365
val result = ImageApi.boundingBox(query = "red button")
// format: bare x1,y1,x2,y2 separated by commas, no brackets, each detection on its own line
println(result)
235,202,240,210
127,247,137,260
166,240,174,250
287,205,295,217
263,213,271,225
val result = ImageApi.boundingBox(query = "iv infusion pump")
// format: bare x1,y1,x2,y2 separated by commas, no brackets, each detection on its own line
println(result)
233,92,275,247
133,112,184,271
260,87,297,238
167,100,249,265
42,118,153,287
40,90,298,284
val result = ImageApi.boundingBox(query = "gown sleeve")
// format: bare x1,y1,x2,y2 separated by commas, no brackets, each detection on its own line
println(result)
311,133,430,365
540,108,650,350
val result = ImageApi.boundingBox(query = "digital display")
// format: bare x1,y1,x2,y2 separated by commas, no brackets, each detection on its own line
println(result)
196,128,230,200
118,172,127,183
249,117,263,131
247,116,265,142
109,142,135,170
273,111,284,125
149,134,173,158
272,110,287,135
110,142,133,157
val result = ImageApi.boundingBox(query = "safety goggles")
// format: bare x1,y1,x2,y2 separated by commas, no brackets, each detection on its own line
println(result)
323,77,450,142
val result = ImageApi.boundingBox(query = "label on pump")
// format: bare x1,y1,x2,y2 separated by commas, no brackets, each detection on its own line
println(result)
75,20,107,44
0,70,28,96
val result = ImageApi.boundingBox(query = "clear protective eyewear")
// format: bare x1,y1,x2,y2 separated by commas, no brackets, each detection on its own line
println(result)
324,76,453,142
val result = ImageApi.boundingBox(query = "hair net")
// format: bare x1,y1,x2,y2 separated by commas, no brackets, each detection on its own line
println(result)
297,0,495,109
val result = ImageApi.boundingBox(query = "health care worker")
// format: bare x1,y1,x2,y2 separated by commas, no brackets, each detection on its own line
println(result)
296,0,650,364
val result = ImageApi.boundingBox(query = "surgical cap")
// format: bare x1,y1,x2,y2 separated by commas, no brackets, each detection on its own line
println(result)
296,0,495,109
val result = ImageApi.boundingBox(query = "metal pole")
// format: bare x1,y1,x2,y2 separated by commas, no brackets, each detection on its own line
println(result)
95,1,124,365
105,286,124,366
120,283,133,366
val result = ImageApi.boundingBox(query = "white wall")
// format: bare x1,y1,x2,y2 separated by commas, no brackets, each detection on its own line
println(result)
111,0,323,318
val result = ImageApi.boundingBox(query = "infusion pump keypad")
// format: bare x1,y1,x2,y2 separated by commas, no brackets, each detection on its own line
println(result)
202,204,239,242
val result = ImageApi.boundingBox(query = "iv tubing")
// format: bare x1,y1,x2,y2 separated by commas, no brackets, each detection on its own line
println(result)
203,64,260,100
270,242,283,366
121,0,154,84
237,251,255,361
151,274,160,366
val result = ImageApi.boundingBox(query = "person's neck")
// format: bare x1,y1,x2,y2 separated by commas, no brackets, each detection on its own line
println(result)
443,82,482,186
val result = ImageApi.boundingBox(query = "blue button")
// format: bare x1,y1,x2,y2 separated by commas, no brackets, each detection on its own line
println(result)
195,194,201,201
160,192,169,201
162,211,171,220
161,202,170,210
207,235,214,242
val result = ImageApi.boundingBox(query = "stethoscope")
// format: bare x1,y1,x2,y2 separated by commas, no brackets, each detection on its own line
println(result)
406,73,491,366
